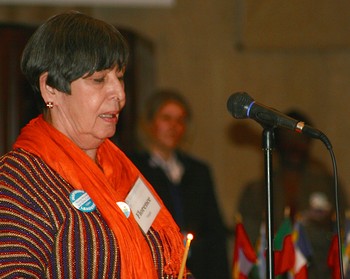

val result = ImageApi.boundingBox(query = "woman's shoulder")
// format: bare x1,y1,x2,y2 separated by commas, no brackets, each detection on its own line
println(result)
1,148,35,169
1,148,46,172
0,148,70,194
0,148,75,221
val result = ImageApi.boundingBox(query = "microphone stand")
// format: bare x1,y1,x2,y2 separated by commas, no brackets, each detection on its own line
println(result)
262,127,275,279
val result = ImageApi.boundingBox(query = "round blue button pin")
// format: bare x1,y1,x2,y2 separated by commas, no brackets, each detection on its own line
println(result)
69,190,96,212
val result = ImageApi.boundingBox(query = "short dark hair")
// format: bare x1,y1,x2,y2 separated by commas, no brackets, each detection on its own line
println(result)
144,89,192,122
21,11,129,108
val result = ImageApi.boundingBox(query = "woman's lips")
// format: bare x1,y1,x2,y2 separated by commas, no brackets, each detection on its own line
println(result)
99,113,119,122
99,113,117,118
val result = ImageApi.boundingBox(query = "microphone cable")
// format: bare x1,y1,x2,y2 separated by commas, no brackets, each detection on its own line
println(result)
328,145,345,279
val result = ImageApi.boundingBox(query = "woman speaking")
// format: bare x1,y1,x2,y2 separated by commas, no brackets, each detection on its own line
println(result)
0,11,190,279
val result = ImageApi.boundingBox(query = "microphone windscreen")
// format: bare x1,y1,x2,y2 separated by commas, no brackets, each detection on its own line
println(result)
227,92,253,119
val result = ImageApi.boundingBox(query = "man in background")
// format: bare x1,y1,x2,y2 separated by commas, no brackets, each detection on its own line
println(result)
129,89,230,279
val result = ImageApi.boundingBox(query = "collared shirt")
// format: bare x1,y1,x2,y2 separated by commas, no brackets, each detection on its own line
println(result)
149,152,184,185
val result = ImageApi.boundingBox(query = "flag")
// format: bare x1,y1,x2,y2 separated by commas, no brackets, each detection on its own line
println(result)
292,220,312,279
327,233,341,279
232,222,257,279
293,248,308,279
343,211,350,279
274,217,295,276
255,222,266,279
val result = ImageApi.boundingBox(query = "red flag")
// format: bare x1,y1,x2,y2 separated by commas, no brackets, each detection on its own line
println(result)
274,217,295,275
232,222,257,279
293,220,311,279
327,234,341,279
293,248,308,279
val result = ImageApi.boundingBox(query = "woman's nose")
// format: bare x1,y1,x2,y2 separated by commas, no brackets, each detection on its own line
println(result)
114,86,125,103
109,74,125,102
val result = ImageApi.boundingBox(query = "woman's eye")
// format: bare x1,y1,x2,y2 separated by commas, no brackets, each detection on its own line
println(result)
116,71,124,81
94,77,105,83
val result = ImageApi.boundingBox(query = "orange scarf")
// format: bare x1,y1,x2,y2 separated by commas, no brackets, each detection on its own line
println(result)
14,115,184,278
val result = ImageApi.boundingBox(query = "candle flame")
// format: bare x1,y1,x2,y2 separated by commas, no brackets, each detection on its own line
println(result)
187,233,194,241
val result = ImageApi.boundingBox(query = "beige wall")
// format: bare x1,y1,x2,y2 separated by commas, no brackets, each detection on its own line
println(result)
1,0,350,229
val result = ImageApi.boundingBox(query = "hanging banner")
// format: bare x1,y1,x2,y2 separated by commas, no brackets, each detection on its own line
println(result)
0,0,175,6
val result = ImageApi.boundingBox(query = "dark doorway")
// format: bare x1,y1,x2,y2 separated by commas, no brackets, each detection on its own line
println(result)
0,23,155,155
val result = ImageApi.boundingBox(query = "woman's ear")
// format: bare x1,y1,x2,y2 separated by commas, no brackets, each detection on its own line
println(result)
39,72,56,103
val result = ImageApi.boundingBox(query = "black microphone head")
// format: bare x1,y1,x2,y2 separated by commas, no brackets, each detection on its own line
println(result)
227,92,254,119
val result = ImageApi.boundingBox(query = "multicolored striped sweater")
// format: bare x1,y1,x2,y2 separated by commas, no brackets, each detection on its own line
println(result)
0,149,175,278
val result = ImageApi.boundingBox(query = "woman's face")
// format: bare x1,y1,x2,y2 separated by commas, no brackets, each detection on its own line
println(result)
150,101,187,153
50,66,125,150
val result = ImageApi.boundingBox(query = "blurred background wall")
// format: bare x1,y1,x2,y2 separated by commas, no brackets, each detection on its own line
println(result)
1,0,350,230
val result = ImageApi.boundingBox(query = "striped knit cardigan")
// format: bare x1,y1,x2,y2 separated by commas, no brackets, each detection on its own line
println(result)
0,149,175,279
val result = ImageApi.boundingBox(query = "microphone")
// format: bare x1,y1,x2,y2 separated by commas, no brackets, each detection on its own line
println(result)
226,92,331,148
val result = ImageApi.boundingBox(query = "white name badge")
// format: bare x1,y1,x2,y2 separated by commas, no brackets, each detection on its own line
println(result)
125,177,161,234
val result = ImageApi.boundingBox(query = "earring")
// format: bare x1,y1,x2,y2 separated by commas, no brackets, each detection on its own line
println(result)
46,101,54,109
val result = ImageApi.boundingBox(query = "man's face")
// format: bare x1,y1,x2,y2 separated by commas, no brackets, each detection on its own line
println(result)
150,101,187,152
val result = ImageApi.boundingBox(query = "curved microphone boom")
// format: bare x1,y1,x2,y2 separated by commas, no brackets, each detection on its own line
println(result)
226,92,332,149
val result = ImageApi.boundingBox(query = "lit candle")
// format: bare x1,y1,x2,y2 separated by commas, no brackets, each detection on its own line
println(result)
178,233,194,279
